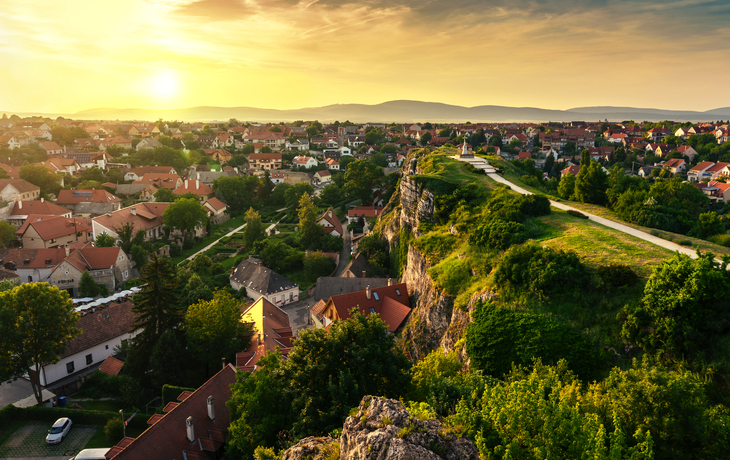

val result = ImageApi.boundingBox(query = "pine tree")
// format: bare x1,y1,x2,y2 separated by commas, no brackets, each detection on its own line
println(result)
78,271,99,297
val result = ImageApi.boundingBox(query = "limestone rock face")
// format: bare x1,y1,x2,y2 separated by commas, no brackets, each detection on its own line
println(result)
282,436,338,460
339,396,479,460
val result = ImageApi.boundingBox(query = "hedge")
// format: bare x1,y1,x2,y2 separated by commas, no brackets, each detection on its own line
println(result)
162,384,196,407
0,404,150,429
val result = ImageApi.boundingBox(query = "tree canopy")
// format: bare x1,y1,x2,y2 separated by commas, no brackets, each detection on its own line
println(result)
162,198,209,238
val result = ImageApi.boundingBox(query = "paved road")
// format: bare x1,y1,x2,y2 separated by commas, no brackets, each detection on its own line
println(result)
335,224,352,276
452,156,702,259
183,222,247,263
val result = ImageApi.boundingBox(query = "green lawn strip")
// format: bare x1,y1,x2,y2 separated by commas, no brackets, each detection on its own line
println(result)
83,427,109,449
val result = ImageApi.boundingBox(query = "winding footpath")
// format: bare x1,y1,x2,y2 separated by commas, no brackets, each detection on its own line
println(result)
455,156,702,259
182,222,247,263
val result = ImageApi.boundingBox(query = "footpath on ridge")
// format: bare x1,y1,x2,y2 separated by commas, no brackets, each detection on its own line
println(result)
453,156,702,259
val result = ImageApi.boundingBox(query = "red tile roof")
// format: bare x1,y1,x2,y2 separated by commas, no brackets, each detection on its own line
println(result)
109,364,237,460
93,203,170,234
239,297,294,367
0,179,40,194
173,180,213,196
0,247,67,269
10,200,71,217
204,197,227,211
61,301,137,359
18,216,93,241
57,189,121,205
327,283,410,332
347,206,384,218
98,355,125,376
690,161,715,172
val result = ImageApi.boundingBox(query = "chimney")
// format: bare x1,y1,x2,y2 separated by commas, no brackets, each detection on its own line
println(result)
185,416,194,443
231,267,235,275
197,172,200,180
65,245,70,257
41,197,44,203
130,207,136,216
196,180,200,190
207,396,215,420
258,261,262,271
184,179,189,188
18,201,22,210
388,278,393,286
329,209,332,218
362,270,366,278
365,285,371,299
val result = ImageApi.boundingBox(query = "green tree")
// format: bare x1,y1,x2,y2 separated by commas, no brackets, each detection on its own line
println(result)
557,173,576,200
573,160,608,205
213,175,261,212
185,291,252,377
297,193,320,249
129,253,182,368
19,163,61,195
343,159,384,204
0,283,81,405
95,231,116,248
162,198,209,239
243,207,264,249
113,222,135,254
420,131,432,146
689,212,724,239
284,182,314,210
318,184,340,207
0,221,16,248
78,271,100,297
154,187,176,202
303,252,336,282
370,152,389,167
149,329,188,389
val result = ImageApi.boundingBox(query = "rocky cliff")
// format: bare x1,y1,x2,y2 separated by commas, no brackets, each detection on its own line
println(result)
281,396,478,460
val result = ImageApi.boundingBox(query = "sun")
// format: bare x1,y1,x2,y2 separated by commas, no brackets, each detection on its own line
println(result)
153,73,178,98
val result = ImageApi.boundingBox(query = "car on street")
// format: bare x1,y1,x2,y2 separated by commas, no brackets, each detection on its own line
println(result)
46,417,72,444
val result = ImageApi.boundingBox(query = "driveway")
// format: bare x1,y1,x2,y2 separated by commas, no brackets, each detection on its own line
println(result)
0,422,95,459
451,155,703,260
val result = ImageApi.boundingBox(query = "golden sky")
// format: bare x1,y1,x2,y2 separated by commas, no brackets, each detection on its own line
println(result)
1,0,729,114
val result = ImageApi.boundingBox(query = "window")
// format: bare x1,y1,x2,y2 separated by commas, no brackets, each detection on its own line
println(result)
86,354,92,365
28,276,32,282
373,292,380,301
124,270,128,279
395,288,402,296
105,345,109,349
66,362,75,374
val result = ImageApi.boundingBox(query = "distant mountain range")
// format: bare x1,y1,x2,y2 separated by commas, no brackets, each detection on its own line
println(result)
7,100,730,123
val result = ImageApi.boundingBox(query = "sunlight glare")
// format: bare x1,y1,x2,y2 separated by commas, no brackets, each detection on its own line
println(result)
153,73,178,98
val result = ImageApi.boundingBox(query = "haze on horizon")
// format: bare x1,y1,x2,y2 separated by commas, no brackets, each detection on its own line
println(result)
1,0,729,115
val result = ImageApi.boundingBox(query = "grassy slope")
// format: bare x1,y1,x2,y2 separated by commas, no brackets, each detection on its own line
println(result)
491,155,730,256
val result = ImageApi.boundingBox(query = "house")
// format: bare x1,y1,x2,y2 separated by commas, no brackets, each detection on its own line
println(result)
687,161,715,182
286,139,309,151
314,169,331,184
34,301,139,387
676,145,699,162
100,136,132,150
202,149,232,163
215,133,234,148
39,141,64,156
124,166,177,181
340,252,380,278
135,137,162,151
313,282,410,332
0,247,68,283
42,158,81,175
248,153,282,170
6,199,72,227
339,146,352,156
292,156,318,169
270,171,285,184
203,197,229,225
73,138,102,151
325,158,340,170
173,179,214,201
637,166,658,178
0,135,21,150
98,356,124,376
517,151,531,161
247,131,286,149
705,162,729,181
346,206,384,224
92,202,172,243
237,297,295,369
48,245,132,297
704,181,730,203
56,189,122,213
317,207,343,237
560,165,581,177
229,257,299,306
66,152,108,170
663,158,686,174
106,364,236,460
17,215,93,249
132,173,183,190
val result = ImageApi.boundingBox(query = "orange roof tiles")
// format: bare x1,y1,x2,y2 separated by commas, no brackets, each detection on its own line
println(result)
327,283,410,332
61,301,136,359
57,189,121,205
98,355,125,376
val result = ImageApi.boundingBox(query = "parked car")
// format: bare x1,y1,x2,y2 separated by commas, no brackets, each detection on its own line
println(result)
72,448,110,460
46,417,72,444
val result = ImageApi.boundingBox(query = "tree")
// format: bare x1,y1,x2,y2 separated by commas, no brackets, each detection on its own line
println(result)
113,222,135,254
544,152,556,178
162,198,209,239
130,253,182,365
318,184,340,207
243,207,264,249
213,175,261,212
154,187,176,202
0,283,81,405
303,252,336,282
573,160,608,205
78,271,100,297
284,182,315,210
343,159,384,204
185,291,252,377
420,131,432,146
557,173,576,200
95,232,116,248
297,193,320,249
0,221,16,248
19,164,61,195
149,329,188,389
0,167,9,179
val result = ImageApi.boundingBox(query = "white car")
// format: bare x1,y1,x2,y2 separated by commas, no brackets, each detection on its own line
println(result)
46,417,72,445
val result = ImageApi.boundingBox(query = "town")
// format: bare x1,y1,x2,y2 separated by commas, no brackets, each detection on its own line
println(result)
1,113,730,460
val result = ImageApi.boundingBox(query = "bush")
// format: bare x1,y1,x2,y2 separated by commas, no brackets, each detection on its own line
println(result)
104,417,124,444
469,219,526,251
567,209,589,219
709,234,730,247
77,371,134,399
597,263,638,288
169,243,182,257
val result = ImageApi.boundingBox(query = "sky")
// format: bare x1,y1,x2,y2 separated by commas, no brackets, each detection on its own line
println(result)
1,0,729,114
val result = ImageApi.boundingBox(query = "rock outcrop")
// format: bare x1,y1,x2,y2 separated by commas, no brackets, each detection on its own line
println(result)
339,395,479,460
282,436,338,460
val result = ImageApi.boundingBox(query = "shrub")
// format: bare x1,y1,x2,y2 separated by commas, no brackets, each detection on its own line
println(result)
77,371,134,399
515,194,551,217
469,219,526,251
104,417,124,444
169,243,182,257
567,209,588,219
709,234,730,247
597,263,638,288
